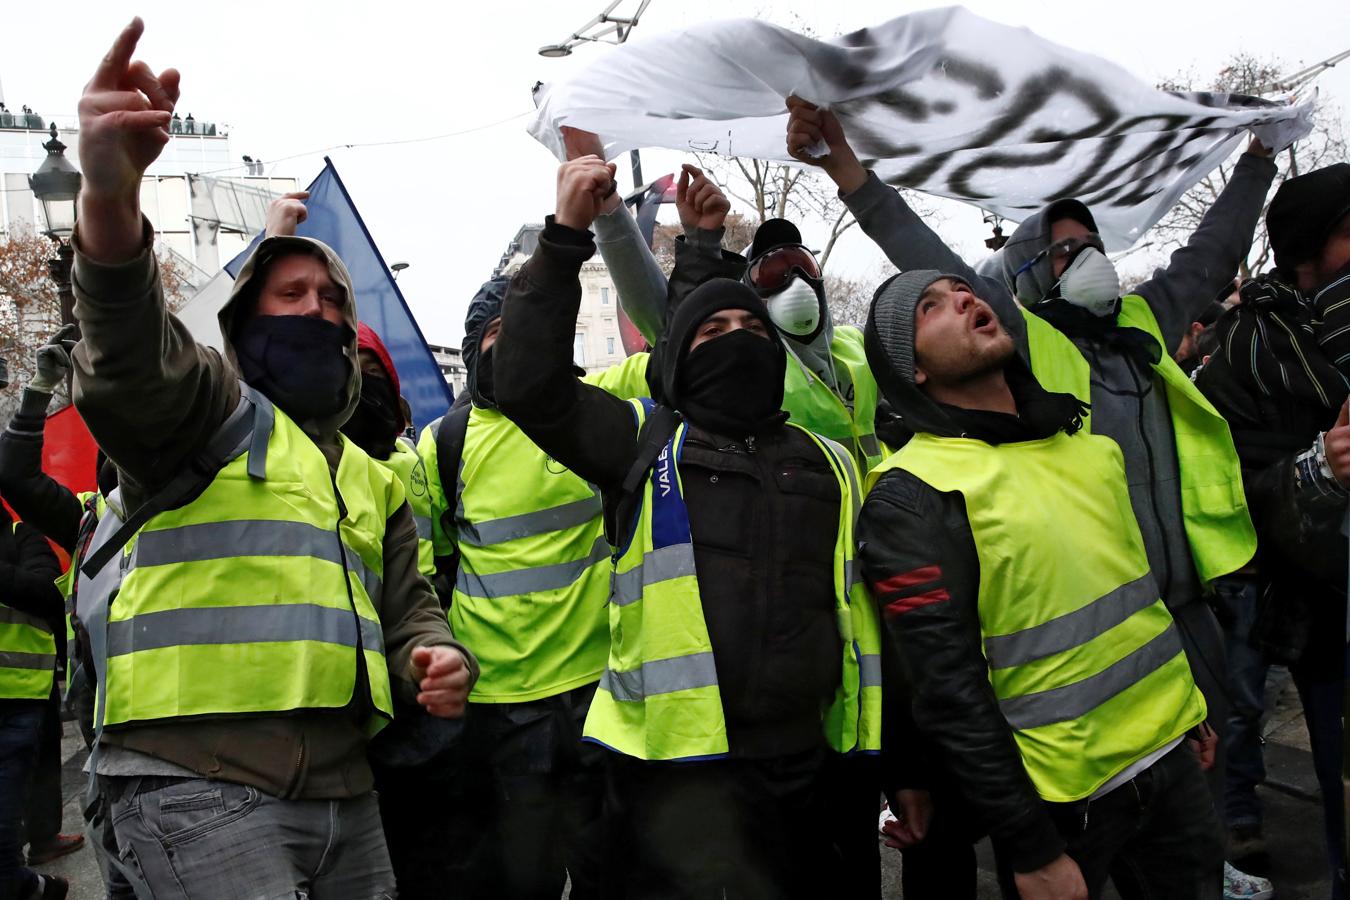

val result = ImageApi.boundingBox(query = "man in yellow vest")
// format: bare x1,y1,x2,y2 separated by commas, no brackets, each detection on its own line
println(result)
787,96,1271,791
859,269,1221,899
68,20,475,898
1,502,69,899
401,257,652,895
494,154,880,899
563,129,889,896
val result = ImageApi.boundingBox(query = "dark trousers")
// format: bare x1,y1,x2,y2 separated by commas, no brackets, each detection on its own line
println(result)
994,744,1223,900
0,703,44,900
378,682,607,900
899,795,979,900
1173,600,1229,809
603,746,837,900
22,689,62,848
814,753,882,900
1291,659,1347,897
1214,576,1268,831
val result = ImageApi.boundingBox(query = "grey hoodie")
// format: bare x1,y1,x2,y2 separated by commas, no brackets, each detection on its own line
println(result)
70,222,471,799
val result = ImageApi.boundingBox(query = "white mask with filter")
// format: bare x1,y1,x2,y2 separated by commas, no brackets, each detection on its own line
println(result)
1055,247,1121,317
767,278,822,337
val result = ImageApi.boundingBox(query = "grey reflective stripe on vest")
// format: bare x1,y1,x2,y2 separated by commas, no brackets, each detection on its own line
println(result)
610,544,698,607
458,493,603,548
859,432,881,458
131,519,382,604
983,574,1158,671
0,650,53,669
414,516,434,542
998,623,1184,731
104,603,377,657
0,607,52,632
454,534,610,599
599,650,719,702
859,652,882,688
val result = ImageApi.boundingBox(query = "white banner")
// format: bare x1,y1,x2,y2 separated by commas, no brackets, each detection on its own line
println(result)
529,6,1314,249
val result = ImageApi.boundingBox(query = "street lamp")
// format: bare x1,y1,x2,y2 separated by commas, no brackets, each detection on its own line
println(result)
539,0,650,188
29,123,82,329
390,261,410,281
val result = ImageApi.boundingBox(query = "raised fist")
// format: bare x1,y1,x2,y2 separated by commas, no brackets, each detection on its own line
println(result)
555,155,618,232
676,164,730,233
265,191,310,238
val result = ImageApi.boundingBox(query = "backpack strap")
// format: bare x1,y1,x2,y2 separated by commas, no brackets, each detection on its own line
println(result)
79,382,273,579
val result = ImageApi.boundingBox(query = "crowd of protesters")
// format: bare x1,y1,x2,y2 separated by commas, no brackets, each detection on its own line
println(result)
1,16,1346,900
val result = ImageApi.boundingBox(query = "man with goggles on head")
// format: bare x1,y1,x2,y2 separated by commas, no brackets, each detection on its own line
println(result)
787,93,1275,854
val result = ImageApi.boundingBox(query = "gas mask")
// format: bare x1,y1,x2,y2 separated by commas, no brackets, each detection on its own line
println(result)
1054,248,1121,318
766,278,825,341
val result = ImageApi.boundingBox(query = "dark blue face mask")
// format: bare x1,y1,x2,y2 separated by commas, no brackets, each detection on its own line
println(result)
235,315,352,423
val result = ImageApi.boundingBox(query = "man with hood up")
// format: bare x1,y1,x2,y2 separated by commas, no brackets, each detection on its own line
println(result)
66,21,476,898
265,193,438,579
399,266,649,899
859,269,1222,900
787,97,1272,792
493,154,880,899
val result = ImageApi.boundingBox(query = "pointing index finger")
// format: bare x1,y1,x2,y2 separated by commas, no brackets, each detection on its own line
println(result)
90,17,145,91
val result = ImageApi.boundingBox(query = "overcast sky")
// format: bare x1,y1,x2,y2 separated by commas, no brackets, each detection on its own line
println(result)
5,1,1347,345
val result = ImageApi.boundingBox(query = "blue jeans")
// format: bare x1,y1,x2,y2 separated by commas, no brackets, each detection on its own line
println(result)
0,703,44,900
1213,576,1267,829
104,776,395,899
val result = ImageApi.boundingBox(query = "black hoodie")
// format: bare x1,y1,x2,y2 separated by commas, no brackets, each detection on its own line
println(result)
495,218,848,758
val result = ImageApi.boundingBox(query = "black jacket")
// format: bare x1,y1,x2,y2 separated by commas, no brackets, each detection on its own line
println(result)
1194,323,1346,675
857,361,1089,874
494,219,844,758
0,388,83,552
0,508,63,630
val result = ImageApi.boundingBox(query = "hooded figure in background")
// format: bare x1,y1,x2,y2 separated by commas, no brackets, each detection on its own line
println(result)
461,276,511,410
342,322,408,460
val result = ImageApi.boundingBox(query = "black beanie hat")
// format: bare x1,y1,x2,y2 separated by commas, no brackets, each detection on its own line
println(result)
1267,163,1350,273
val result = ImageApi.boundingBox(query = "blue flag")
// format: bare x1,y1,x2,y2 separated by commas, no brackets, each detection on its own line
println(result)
226,158,452,432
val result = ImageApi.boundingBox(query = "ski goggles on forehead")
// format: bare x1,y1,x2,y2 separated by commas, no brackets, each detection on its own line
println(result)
747,244,822,293
1014,232,1105,277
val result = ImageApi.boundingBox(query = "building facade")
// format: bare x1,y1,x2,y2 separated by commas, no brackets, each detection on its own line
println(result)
426,342,468,399
494,223,628,374
1,114,295,284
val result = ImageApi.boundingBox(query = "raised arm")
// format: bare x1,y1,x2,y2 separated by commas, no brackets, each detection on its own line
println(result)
0,326,84,550
71,19,238,498
494,157,643,490
563,126,666,345
1135,142,1277,352
786,97,1023,342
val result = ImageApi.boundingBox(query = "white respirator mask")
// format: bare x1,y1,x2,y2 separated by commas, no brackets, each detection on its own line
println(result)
1054,247,1121,318
767,278,823,338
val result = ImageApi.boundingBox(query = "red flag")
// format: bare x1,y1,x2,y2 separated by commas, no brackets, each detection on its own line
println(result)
40,403,98,569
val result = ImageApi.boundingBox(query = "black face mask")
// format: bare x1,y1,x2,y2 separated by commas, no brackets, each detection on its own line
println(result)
341,374,402,458
676,329,786,436
474,345,496,408
236,315,351,424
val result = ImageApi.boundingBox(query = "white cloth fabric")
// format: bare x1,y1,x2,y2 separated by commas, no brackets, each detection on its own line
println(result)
530,6,1313,249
